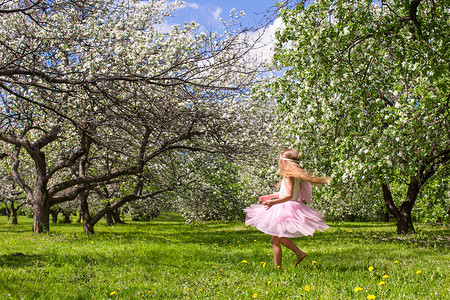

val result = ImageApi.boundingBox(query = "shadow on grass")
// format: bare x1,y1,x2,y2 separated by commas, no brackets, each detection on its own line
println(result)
0,252,43,267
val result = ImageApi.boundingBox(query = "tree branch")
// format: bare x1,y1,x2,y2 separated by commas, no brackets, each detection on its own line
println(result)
10,146,33,199
90,187,172,225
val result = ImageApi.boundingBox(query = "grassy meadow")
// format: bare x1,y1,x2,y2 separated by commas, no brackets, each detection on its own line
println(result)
0,213,448,299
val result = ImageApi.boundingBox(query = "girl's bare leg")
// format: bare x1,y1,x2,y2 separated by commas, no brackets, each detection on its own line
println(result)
279,237,307,265
270,236,282,268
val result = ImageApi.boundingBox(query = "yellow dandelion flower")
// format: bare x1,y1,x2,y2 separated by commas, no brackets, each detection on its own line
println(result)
368,266,374,271
198,289,203,292
304,285,311,292
312,261,317,264
354,287,363,292
378,281,385,285
367,295,376,299
382,275,389,279
262,262,266,268
252,294,258,298
416,270,421,274
242,260,248,263
267,281,271,285
394,260,399,264
110,291,116,296
117,288,120,291
91,241,94,244
147,291,151,294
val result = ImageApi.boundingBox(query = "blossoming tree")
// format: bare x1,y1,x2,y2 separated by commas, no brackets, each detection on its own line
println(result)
0,0,272,233
270,0,449,233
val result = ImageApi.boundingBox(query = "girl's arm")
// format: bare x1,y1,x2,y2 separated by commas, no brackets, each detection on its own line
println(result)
259,193,279,203
262,177,294,208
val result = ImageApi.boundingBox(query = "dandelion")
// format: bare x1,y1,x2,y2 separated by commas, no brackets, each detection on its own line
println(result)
262,262,266,268
117,288,120,291
394,260,399,264
367,295,376,299
242,260,248,263
354,287,363,292
198,289,203,292
416,270,421,274
382,275,389,279
378,281,385,285
91,241,94,244
147,291,151,294
267,281,271,285
312,261,317,264
304,285,311,291
252,294,258,298
110,291,116,296
368,266,374,271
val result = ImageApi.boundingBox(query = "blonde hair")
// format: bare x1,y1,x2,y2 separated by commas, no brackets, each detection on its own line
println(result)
277,149,331,185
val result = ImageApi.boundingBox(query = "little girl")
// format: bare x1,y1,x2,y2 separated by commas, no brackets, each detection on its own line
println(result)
244,149,330,268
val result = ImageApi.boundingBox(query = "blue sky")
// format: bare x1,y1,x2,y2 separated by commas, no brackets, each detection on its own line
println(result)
169,0,280,29
156,0,283,62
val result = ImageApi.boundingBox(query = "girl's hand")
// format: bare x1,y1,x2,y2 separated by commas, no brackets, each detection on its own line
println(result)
259,193,279,203
262,200,274,209
259,196,269,203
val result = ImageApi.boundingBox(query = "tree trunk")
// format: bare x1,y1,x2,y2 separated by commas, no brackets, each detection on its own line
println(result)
381,181,417,234
83,219,95,234
113,208,123,224
32,197,50,233
10,201,18,225
105,211,114,226
51,210,59,223
396,206,415,234
63,212,71,223
5,201,10,220
79,190,94,234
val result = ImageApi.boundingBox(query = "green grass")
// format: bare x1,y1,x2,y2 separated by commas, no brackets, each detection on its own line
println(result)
0,214,448,299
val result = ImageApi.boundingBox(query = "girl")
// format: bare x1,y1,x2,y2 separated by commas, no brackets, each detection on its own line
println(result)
244,149,330,268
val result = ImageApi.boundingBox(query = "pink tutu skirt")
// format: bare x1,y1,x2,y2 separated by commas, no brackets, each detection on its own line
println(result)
244,201,329,238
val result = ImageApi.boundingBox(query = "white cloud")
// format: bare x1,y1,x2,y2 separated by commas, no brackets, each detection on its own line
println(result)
180,2,199,9
212,7,223,21
249,17,285,63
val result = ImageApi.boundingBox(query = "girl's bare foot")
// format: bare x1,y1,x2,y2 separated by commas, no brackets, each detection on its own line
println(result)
295,252,307,265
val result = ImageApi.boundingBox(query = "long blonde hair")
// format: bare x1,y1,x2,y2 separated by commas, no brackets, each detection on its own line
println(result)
277,149,331,185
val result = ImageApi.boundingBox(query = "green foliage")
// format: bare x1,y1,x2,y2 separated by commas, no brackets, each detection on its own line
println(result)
175,153,252,223
0,214,448,299
413,166,450,223
269,0,450,221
